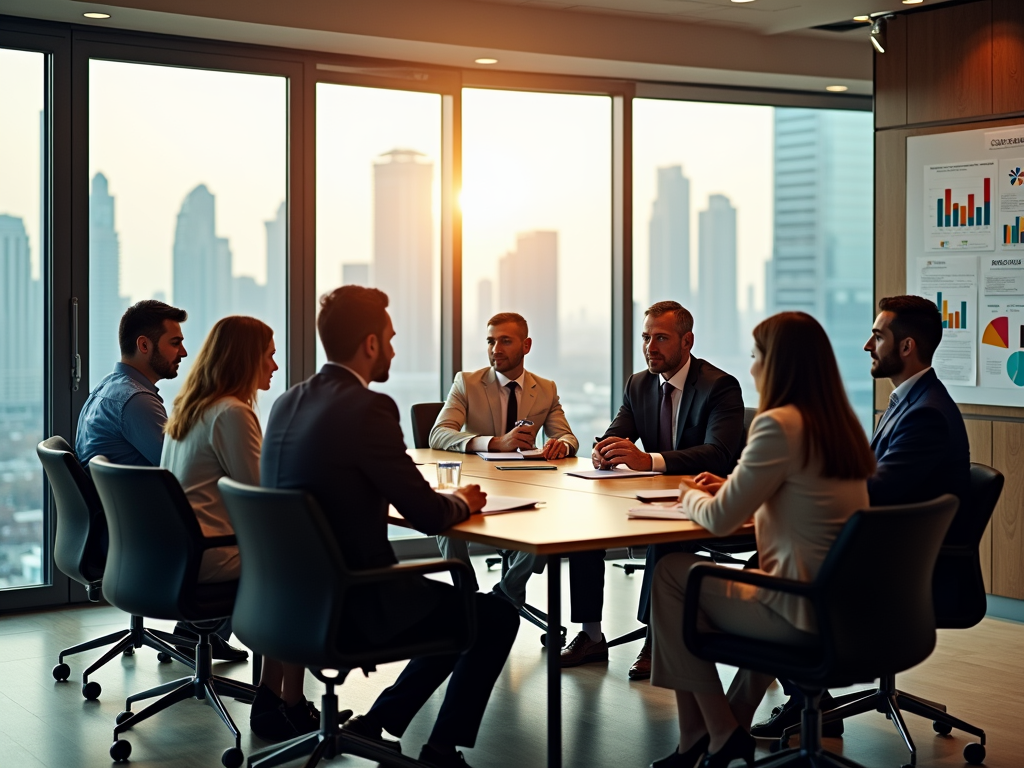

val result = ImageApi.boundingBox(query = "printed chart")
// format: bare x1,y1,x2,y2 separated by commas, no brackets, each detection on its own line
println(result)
980,302,1024,388
999,158,1024,249
924,162,996,251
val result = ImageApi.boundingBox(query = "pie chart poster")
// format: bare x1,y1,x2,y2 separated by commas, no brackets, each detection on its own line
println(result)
980,301,1024,388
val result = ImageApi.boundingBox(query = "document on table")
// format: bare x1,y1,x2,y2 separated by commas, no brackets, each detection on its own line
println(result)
480,496,543,515
627,503,689,521
566,468,662,479
478,449,546,461
635,489,681,502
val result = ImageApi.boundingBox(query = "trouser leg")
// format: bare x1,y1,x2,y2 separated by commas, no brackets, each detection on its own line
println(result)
498,550,537,608
568,549,605,623
637,542,689,624
436,536,480,592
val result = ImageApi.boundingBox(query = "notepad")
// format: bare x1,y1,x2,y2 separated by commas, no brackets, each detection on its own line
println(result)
481,496,543,515
566,468,662,480
478,448,547,461
635,489,681,502
627,503,689,521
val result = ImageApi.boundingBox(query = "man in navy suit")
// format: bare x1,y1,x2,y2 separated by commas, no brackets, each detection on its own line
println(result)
751,294,971,739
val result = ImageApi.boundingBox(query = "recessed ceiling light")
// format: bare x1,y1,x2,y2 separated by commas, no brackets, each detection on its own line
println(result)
826,85,849,92
83,12,111,19
902,0,924,4
474,58,498,65
853,15,871,22
731,0,757,3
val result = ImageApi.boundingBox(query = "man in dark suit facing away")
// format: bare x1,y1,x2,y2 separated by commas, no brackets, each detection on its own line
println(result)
751,294,971,739
561,300,745,680
260,285,519,768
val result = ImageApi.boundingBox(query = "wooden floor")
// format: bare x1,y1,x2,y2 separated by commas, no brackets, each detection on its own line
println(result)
1,556,1021,768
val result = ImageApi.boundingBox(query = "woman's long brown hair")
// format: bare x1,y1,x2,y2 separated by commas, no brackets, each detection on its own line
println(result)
165,315,273,441
753,312,875,480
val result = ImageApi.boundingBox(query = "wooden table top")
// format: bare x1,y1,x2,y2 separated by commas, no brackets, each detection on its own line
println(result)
389,449,752,556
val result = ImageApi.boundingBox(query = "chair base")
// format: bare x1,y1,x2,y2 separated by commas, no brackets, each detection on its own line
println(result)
754,747,865,768
783,675,986,766
766,691,867,768
248,674,431,768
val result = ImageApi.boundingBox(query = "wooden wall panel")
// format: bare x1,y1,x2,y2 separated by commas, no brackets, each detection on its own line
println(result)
993,0,1024,113
965,419,994,591
907,0,993,124
992,421,1024,598
875,14,907,128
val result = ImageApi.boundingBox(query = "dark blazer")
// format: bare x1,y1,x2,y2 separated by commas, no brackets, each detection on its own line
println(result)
869,368,971,543
261,364,470,639
604,357,745,476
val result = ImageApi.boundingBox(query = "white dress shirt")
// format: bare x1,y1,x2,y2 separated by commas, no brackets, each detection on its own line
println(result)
466,369,526,452
649,355,691,473
876,366,931,435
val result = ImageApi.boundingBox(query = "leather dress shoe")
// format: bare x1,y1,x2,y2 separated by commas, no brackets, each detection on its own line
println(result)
419,744,472,767
172,623,249,662
702,728,755,768
650,733,710,768
629,636,652,681
750,693,843,739
559,631,608,668
341,714,403,753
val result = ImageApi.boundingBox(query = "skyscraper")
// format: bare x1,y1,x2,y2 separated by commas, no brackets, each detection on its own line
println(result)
373,149,435,374
498,230,559,376
89,173,127,378
264,201,286,341
649,165,691,308
476,278,493,334
697,194,739,356
172,184,233,344
0,215,41,408
766,108,874,424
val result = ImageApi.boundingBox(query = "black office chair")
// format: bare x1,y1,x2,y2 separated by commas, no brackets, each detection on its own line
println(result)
36,437,194,700
803,464,1002,766
90,457,257,768
682,495,958,768
410,402,445,449
219,477,475,768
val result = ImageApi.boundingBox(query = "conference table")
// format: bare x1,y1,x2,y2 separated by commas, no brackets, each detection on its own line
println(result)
389,450,755,768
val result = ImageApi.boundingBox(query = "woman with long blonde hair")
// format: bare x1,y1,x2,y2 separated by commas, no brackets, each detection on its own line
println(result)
646,312,875,768
161,316,314,742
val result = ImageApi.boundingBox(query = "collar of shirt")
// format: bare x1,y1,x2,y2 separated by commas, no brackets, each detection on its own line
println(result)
495,369,526,389
660,355,691,393
115,361,160,397
325,361,369,389
892,366,931,405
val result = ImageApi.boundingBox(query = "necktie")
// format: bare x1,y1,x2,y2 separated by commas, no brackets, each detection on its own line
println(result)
504,381,519,434
659,381,674,452
875,391,900,438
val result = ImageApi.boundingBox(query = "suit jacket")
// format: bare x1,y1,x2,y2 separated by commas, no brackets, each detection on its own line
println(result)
869,368,971,543
261,364,470,640
605,357,745,476
429,367,579,454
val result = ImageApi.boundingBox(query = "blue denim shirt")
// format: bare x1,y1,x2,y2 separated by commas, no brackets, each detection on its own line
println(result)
76,362,167,468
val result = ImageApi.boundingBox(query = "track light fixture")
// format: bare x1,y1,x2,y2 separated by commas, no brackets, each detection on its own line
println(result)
871,15,894,54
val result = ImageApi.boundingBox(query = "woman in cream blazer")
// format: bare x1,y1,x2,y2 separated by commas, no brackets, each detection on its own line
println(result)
647,312,876,768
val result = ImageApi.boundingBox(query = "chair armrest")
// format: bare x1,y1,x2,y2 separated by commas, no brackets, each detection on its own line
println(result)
201,534,238,550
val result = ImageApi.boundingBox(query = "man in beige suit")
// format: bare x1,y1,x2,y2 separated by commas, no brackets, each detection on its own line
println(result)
429,312,578,607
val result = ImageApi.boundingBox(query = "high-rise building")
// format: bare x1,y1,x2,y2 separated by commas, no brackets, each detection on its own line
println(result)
0,215,41,408
648,165,691,308
232,276,266,320
766,108,874,424
341,263,370,287
373,149,435,373
498,230,558,376
476,278,493,334
697,194,739,356
89,173,127,378
264,201,286,340
172,184,233,344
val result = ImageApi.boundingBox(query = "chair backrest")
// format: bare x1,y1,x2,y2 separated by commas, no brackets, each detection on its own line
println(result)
934,462,1004,628
220,478,468,670
814,495,958,683
36,436,106,587
90,457,206,620
743,407,757,436
411,402,444,449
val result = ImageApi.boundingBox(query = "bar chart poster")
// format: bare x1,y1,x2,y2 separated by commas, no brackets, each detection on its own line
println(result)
998,158,1024,249
917,257,978,386
924,161,995,251
979,301,1024,388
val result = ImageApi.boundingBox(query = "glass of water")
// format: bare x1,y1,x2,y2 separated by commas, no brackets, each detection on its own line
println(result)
437,460,463,490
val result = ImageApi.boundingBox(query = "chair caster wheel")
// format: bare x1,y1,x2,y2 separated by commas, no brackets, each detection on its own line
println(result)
122,645,134,656
157,652,172,663
933,720,953,735
82,681,102,700
52,662,70,682
221,746,244,768
116,710,133,726
780,737,791,749
964,742,985,764
539,630,568,648
110,739,132,762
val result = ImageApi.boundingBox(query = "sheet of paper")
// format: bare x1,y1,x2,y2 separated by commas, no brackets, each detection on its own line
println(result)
916,256,979,386
998,157,1024,250
627,503,689,521
635,489,681,502
518,448,546,459
979,299,1024,390
924,161,995,251
982,255,1024,295
567,468,662,480
477,452,524,461
480,496,542,515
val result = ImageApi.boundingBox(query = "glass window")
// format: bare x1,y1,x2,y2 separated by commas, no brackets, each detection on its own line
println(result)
88,60,288,422
462,88,612,443
0,48,46,588
632,99,873,428
315,83,443,441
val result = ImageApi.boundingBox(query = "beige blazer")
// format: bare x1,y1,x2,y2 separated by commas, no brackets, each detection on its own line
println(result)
680,404,868,633
429,367,579,454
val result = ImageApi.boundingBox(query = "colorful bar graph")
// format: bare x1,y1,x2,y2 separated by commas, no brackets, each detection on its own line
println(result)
934,181,992,228
935,292,967,329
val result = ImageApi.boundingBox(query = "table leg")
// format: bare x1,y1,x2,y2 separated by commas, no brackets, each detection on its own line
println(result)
547,553,562,768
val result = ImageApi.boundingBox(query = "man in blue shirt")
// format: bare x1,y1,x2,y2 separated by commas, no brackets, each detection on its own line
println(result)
76,300,247,662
